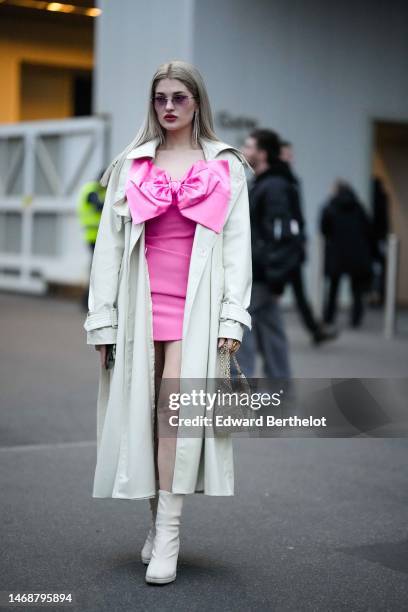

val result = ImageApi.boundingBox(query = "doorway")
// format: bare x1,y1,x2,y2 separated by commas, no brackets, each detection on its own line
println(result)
371,120,408,308
20,62,93,121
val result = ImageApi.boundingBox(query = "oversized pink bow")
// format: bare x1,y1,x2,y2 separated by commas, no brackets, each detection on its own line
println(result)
125,157,231,234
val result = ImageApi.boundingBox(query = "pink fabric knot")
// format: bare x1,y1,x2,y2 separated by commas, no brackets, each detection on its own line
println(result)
169,179,182,195
124,157,231,234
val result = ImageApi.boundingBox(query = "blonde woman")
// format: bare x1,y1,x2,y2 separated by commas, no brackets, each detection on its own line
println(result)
84,60,253,585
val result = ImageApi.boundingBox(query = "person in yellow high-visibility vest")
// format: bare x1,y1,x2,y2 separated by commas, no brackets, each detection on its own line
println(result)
77,171,106,310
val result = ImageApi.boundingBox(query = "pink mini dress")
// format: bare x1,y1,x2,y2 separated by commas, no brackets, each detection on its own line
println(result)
125,157,231,341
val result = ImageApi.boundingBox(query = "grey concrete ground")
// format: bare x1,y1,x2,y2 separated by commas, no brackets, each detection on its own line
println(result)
1,292,407,611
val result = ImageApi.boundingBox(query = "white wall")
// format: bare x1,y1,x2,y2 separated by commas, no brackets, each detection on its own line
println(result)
193,0,408,230
95,0,408,307
96,0,408,218
95,0,194,156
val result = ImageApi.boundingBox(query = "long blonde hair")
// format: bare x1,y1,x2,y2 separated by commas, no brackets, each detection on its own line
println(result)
100,59,250,187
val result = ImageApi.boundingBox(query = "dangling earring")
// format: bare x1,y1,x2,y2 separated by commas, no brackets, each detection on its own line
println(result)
193,110,199,146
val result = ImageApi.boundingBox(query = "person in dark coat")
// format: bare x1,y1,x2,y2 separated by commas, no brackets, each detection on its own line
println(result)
280,140,337,344
237,128,292,380
320,180,373,328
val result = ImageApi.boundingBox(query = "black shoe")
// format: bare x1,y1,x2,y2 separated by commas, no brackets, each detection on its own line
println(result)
312,325,339,345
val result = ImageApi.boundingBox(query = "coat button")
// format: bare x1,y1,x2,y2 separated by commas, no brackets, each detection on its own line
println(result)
199,248,207,257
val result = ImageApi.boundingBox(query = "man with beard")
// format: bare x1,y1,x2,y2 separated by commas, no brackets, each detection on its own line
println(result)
238,129,293,380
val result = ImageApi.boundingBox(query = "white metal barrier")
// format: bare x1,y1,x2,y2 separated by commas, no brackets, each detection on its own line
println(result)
0,116,109,293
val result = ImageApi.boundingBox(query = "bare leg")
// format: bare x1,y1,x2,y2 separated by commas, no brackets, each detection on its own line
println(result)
156,340,182,492
153,341,165,485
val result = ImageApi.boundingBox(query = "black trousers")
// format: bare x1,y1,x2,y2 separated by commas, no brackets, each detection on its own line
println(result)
236,281,291,379
323,273,365,326
287,266,320,335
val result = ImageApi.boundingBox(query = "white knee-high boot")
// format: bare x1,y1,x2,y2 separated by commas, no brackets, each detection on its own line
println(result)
145,489,185,584
140,492,159,564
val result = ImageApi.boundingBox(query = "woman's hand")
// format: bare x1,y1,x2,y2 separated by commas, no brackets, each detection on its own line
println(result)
95,344,107,368
217,337,241,353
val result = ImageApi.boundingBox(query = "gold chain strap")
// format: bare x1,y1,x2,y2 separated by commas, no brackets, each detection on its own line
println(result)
215,345,252,437
219,344,231,379
218,344,251,391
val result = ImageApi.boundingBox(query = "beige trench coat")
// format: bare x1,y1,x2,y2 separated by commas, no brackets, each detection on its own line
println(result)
83,136,252,499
